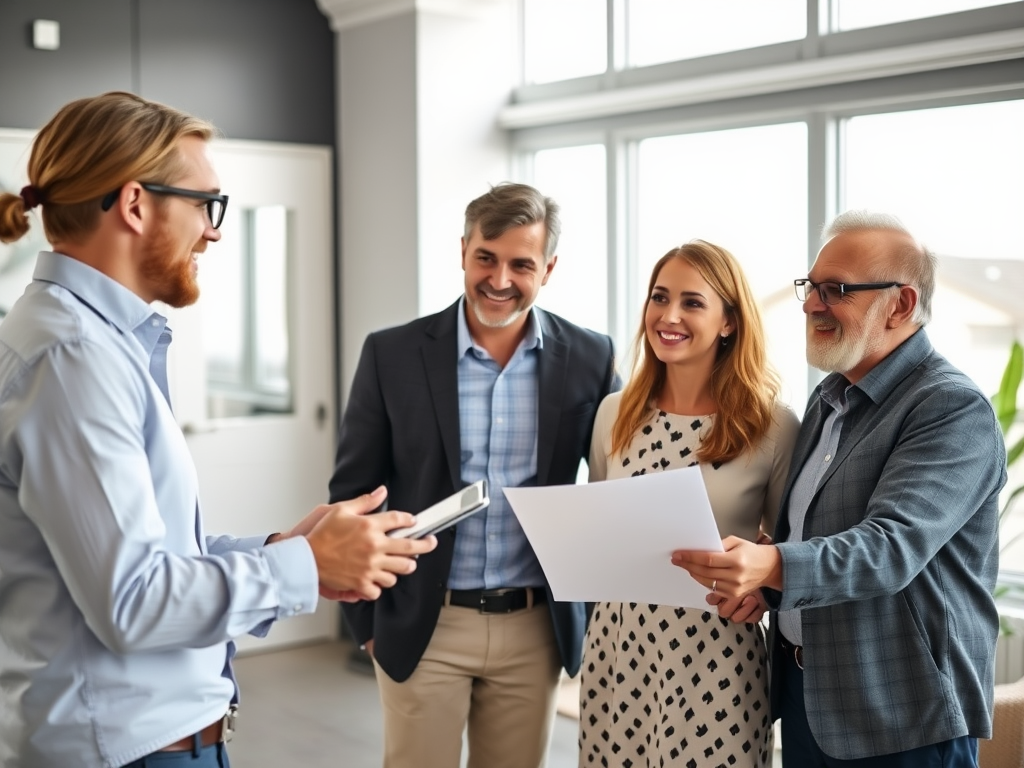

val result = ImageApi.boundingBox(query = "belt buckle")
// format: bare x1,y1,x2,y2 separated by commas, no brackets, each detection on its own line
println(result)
480,588,519,614
221,706,238,743
479,590,506,614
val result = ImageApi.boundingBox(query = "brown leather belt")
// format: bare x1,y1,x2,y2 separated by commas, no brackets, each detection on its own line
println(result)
447,587,547,614
159,709,237,752
780,636,804,670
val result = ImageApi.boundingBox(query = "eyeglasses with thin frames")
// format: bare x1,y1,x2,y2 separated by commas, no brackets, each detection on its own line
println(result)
100,183,229,230
793,278,905,305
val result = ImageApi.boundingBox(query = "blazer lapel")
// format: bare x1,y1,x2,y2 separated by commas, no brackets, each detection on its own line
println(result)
776,393,828,540
422,302,463,493
536,310,568,486
777,385,875,534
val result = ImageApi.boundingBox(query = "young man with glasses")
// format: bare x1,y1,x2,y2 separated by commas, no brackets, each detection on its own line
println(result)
674,210,1005,767
0,91,435,768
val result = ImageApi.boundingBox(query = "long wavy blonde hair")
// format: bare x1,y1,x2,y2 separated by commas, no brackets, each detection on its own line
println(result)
611,240,780,465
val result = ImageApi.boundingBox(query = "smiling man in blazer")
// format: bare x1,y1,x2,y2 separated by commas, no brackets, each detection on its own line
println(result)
328,182,620,768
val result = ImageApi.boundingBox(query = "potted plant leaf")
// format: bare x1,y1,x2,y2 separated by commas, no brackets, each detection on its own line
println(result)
992,340,1023,634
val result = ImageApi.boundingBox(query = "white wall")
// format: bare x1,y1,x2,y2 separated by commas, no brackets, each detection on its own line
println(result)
337,11,421,399
323,0,516,400
416,3,516,316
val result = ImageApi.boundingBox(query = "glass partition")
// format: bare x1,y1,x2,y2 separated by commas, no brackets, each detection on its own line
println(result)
202,205,293,417
524,0,607,83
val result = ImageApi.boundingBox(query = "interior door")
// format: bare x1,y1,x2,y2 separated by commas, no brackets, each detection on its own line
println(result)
164,140,336,652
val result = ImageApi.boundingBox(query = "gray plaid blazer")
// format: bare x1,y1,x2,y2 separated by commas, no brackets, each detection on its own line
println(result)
766,329,1006,760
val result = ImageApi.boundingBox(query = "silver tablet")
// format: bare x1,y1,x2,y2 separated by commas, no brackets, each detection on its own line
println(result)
387,480,489,539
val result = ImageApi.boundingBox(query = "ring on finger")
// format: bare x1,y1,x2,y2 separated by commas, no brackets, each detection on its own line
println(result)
711,579,717,592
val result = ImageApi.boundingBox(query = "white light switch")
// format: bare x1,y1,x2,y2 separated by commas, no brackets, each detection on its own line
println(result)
33,20,60,51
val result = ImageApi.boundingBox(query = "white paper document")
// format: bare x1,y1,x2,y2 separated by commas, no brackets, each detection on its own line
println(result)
505,467,723,609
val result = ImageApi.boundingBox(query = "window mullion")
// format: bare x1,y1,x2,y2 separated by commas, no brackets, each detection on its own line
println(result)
611,0,626,73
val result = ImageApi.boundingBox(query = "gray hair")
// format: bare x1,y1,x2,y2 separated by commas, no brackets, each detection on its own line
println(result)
822,209,937,325
463,182,561,261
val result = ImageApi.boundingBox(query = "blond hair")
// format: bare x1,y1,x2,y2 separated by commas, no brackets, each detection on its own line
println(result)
0,91,215,245
612,240,781,465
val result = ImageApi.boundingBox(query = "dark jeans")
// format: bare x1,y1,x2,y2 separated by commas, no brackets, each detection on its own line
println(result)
779,651,978,768
121,741,230,768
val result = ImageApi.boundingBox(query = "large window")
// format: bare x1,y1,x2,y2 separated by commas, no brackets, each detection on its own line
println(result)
531,144,608,335
512,0,1024,578
522,0,606,84
834,0,1019,30
627,0,805,68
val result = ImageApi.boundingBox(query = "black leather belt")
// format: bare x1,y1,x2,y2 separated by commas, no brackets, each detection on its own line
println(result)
447,588,546,614
780,636,804,670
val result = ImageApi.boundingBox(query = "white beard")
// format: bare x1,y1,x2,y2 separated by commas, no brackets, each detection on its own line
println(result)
805,299,888,374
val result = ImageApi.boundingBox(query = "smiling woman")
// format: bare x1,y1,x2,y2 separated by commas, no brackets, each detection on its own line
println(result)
581,239,799,768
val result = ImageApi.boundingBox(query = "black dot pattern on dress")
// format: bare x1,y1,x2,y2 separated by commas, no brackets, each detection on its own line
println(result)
580,603,771,767
586,410,772,767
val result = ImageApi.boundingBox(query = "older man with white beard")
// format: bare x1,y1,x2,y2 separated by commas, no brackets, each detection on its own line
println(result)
673,210,1005,768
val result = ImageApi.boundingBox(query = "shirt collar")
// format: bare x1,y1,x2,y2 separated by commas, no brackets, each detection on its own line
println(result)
456,295,543,360
817,327,932,409
32,250,170,354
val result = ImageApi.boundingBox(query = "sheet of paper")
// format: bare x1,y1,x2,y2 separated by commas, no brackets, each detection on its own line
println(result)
505,467,723,609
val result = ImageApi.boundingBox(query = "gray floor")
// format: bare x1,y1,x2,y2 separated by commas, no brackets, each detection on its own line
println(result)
230,640,580,768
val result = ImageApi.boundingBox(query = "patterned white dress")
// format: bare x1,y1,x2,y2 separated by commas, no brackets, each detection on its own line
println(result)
579,393,799,768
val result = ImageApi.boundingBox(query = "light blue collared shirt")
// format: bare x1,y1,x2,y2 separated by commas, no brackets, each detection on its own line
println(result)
778,375,851,646
0,252,318,768
448,297,546,590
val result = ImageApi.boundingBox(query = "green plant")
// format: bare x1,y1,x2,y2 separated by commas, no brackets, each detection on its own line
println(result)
991,340,1024,638
992,339,1023,552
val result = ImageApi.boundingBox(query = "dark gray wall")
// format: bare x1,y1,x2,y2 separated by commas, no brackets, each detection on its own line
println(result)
0,0,335,146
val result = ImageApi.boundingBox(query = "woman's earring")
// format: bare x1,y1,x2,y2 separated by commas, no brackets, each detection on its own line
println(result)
720,333,730,347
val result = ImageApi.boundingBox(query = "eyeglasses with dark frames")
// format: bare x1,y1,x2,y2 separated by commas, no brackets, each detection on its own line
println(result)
793,278,905,305
100,183,229,230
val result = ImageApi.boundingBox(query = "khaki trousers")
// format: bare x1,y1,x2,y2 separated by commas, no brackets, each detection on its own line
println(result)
373,601,562,768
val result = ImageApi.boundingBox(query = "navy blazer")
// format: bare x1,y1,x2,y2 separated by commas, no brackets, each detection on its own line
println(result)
765,330,1005,759
330,300,619,683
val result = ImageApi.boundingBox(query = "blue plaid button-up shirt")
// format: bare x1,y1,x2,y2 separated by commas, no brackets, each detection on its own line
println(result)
447,298,546,590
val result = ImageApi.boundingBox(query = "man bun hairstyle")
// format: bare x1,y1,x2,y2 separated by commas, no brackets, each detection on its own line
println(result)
0,91,216,246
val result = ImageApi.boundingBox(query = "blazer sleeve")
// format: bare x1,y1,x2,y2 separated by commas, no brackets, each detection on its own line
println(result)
775,378,1005,609
329,334,392,645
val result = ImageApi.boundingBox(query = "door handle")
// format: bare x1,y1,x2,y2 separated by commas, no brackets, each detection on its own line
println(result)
181,421,218,435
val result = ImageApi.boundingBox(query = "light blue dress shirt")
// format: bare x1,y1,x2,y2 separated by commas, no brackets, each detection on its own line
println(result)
447,298,546,590
0,252,319,768
777,375,850,646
